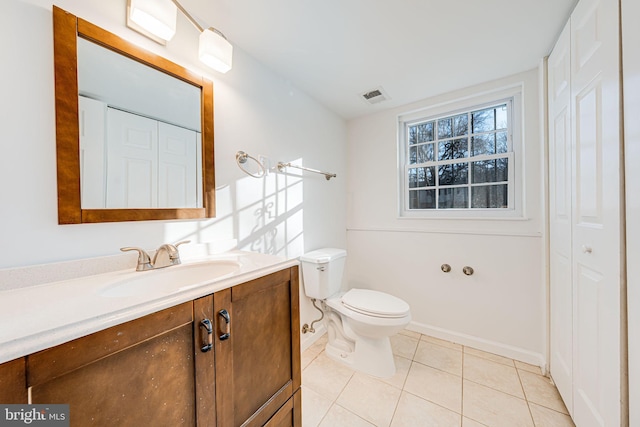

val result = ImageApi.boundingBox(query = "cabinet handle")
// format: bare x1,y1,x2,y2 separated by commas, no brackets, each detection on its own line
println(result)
218,309,230,341
200,319,213,352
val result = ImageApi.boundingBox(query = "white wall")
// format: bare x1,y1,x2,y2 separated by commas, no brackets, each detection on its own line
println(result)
0,0,347,334
346,69,545,364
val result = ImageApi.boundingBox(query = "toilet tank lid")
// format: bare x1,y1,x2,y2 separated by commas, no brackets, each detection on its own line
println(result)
299,248,347,263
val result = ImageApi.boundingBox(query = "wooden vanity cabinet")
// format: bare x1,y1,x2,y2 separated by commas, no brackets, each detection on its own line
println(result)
263,391,302,427
27,300,214,426
213,266,301,427
0,357,27,403
12,265,301,427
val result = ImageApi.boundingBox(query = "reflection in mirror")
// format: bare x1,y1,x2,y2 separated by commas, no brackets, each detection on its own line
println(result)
53,6,215,223
78,38,203,209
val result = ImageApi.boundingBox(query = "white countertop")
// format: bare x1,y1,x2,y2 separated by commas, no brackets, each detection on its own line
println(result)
0,251,299,364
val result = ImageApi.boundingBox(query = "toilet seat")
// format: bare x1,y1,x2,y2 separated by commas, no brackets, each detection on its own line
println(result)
341,289,410,318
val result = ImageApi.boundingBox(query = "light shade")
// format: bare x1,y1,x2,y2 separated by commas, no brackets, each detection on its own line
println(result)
129,0,177,41
199,28,233,73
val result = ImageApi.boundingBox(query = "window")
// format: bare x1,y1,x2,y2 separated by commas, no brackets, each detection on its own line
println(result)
399,94,521,218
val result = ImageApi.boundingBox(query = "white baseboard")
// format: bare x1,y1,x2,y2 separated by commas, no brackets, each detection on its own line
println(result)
300,324,327,352
407,321,547,372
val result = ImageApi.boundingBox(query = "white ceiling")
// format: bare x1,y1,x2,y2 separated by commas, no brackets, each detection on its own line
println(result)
185,0,577,119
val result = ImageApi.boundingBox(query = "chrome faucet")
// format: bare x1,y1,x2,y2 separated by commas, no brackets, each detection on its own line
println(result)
121,240,190,271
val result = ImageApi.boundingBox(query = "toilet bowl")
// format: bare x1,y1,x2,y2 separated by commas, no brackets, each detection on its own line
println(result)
300,249,411,378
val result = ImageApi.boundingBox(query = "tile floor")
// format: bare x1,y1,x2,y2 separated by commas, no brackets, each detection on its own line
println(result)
301,330,575,427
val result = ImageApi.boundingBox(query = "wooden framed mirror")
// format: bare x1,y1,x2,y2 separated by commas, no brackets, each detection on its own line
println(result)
53,6,215,224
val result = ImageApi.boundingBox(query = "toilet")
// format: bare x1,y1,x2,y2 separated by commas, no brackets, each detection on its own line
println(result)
300,248,411,378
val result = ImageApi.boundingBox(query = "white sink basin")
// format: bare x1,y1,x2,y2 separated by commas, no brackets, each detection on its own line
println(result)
99,261,241,298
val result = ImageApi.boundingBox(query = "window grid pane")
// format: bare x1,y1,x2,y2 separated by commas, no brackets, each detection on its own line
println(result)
405,102,511,210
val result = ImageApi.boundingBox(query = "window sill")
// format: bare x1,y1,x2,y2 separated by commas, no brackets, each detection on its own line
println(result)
347,226,541,238
397,214,529,221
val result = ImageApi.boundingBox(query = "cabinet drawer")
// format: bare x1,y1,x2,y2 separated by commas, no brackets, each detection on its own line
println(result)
28,301,193,386
264,390,302,427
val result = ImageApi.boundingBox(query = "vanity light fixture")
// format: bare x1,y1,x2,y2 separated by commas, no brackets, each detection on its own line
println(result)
128,0,233,73
128,0,177,42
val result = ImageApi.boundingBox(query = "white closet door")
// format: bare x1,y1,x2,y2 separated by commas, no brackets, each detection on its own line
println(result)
106,108,158,208
79,96,106,209
547,20,573,415
570,0,622,425
622,0,640,424
157,122,199,208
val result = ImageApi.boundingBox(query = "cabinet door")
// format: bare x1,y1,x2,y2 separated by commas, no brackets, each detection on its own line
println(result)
0,357,27,403
194,295,217,427
214,267,301,427
28,302,206,427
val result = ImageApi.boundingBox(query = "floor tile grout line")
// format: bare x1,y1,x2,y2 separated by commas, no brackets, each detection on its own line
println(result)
420,334,464,348
396,358,412,391
400,388,464,417
309,400,332,427
420,338,464,350
333,360,356,402
304,331,569,426
516,369,572,417
463,415,491,427
461,346,465,426
463,376,530,401
388,379,405,427
515,365,537,426
410,357,463,378
307,348,358,427
409,337,419,360
314,402,375,427
463,347,516,368
526,400,573,417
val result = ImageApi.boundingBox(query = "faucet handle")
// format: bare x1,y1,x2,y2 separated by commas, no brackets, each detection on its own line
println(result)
170,240,190,262
120,247,153,271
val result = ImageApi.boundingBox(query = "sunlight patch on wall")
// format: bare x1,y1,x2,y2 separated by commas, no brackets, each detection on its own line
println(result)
162,158,306,259
236,160,304,257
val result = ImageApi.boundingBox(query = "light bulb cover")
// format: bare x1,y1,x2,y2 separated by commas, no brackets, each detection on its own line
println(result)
199,28,233,73
129,0,177,41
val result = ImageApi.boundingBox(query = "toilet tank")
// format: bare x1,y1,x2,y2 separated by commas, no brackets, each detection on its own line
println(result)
299,248,347,299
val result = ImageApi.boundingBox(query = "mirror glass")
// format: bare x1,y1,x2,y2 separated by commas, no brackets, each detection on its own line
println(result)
53,6,215,223
78,38,203,209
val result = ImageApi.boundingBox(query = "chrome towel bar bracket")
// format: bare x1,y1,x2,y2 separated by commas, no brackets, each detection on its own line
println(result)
236,151,266,178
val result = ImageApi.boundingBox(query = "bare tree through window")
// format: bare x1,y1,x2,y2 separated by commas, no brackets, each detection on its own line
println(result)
405,103,511,210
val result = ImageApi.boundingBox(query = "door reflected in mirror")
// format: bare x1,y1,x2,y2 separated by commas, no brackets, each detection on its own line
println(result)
78,38,203,209
53,6,215,223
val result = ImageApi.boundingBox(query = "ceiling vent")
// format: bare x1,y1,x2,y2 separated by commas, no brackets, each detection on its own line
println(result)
360,86,390,105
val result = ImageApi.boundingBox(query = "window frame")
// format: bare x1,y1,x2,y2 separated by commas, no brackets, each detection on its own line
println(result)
397,86,524,219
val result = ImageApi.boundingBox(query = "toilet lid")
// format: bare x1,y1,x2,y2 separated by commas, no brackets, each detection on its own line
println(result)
341,289,410,317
